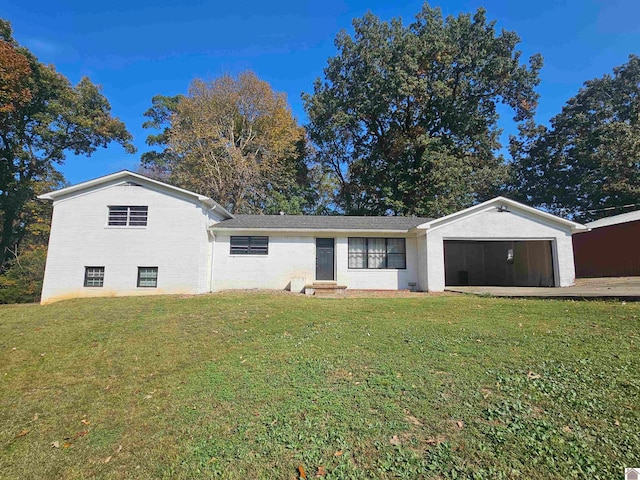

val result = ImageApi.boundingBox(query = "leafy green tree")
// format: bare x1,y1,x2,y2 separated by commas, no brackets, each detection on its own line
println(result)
140,94,184,180
303,3,542,216
511,55,640,221
0,245,47,303
0,172,65,303
0,19,135,270
141,71,315,214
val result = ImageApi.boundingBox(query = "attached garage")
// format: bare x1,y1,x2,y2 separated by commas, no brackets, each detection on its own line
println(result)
415,197,587,292
444,240,554,287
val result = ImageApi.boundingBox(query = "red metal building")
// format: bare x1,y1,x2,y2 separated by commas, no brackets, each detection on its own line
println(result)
573,210,640,278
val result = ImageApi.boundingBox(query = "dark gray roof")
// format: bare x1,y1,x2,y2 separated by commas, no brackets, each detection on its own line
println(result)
212,214,433,231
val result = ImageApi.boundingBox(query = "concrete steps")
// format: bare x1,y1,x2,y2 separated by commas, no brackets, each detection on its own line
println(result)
304,283,347,297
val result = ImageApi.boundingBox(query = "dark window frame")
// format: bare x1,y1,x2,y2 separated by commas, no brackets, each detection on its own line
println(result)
137,267,158,288
230,236,269,255
348,237,407,270
84,266,105,287
108,206,148,227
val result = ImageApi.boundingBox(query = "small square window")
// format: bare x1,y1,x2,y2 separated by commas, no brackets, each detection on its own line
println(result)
137,267,158,287
84,267,104,287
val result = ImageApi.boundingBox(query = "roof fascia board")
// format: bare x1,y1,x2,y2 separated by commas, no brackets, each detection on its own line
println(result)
209,226,419,236
417,196,587,234
586,211,640,229
38,170,234,219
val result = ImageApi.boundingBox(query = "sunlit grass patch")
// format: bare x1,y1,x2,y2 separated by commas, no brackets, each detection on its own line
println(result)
0,294,638,478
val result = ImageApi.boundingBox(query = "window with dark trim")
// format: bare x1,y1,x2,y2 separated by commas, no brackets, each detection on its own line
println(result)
84,266,105,287
137,267,158,287
108,206,148,226
230,236,269,255
348,238,406,269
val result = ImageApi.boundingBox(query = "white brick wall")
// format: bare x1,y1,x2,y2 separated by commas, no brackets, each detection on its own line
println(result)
336,236,419,290
211,234,420,291
212,235,316,291
416,234,428,291
40,182,223,303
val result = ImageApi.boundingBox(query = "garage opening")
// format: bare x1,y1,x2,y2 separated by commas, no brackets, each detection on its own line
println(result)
444,240,555,287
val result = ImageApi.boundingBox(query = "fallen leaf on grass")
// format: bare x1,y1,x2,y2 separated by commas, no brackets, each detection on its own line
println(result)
389,435,401,446
315,465,326,477
73,430,88,439
334,450,343,457
527,371,541,380
63,442,72,449
104,456,112,464
426,436,445,446
51,441,60,448
16,429,29,438
117,445,123,453
81,419,90,425
614,419,620,426
456,421,464,429
405,415,423,426
562,425,572,433
298,465,307,479
32,413,39,421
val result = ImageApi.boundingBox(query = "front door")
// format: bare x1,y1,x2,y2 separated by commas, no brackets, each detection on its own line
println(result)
316,238,335,281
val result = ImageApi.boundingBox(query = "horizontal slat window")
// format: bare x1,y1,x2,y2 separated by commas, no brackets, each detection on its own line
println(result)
84,266,104,287
348,238,406,269
108,206,148,226
137,267,158,287
108,206,128,226
230,236,269,255
128,206,148,226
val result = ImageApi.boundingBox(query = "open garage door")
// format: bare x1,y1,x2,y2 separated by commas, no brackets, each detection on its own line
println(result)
444,240,555,287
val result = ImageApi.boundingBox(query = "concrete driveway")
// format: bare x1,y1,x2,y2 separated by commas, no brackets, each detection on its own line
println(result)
446,276,640,299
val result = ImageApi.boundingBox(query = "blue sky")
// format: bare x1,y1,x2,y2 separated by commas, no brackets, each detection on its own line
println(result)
3,0,639,184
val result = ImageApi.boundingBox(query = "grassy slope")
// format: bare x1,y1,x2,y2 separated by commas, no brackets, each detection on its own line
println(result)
0,294,638,479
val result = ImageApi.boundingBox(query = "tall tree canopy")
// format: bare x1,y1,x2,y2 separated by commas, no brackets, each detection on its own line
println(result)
141,71,312,214
303,3,542,216
0,19,135,270
511,55,640,221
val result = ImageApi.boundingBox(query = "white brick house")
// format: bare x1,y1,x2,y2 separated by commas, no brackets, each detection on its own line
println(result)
39,171,586,303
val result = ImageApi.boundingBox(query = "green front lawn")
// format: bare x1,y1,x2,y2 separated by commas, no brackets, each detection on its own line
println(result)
0,293,638,479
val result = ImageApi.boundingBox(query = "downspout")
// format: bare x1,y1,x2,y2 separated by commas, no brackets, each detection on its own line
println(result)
209,230,215,293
